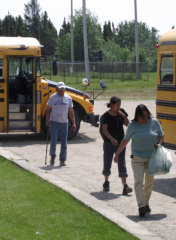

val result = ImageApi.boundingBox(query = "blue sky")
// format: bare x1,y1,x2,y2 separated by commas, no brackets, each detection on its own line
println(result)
0,0,175,36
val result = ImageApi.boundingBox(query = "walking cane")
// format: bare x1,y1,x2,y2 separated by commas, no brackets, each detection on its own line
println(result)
45,127,50,165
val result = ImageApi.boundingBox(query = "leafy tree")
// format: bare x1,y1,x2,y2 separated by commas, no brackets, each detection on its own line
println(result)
55,33,71,61
115,21,135,51
120,47,131,62
114,20,159,70
55,18,72,61
102,40,121,62
73,9,104,62
56,9,105,62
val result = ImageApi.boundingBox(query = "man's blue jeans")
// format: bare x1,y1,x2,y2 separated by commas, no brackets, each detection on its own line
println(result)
50,121,68,161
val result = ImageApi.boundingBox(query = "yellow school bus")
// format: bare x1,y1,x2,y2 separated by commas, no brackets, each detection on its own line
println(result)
156,29,176,149
0,37,106,139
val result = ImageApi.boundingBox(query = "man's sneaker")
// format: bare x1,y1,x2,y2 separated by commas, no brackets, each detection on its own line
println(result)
122,184,132,195
103,181,110,191
60,161,66,166
50,156,55,166
145,205,151,213
139,206,146,217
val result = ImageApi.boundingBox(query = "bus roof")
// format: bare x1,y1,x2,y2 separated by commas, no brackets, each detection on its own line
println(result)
0,37,41,56
159,29,176,46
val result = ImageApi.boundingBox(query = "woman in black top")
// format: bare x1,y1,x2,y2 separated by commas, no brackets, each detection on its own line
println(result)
101,96,132,194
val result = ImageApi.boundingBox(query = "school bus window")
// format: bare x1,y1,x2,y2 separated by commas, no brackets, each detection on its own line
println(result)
9,58,20,77
160,55,174,85
0,59,3,78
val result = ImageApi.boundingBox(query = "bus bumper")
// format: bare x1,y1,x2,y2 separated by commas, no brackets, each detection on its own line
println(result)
86,113,99,127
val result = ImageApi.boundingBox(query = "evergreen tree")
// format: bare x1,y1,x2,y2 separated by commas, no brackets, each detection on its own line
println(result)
59,18,71,37
40,11,58,56
103,21,108,42
24,0,41,40
0,20,3,36
16,16,26,36
103,21,113,42
2,14,16,36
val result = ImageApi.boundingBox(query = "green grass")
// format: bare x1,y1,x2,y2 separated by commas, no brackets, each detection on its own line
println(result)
0,156,138,240
43,72,157,100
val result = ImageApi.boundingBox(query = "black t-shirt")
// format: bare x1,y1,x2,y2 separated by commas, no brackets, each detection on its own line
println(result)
101,108,128,143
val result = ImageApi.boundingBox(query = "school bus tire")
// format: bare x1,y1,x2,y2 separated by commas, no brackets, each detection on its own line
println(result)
68,109,80,140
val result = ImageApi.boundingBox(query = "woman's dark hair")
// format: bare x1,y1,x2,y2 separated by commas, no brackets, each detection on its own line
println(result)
107,96,121,108
133,104,152,122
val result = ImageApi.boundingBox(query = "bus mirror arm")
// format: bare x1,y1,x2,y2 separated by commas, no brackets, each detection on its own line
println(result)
93,80,107,100
93,88,107,100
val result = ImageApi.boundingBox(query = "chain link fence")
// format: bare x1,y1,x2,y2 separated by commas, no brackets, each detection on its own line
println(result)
40,60,149,83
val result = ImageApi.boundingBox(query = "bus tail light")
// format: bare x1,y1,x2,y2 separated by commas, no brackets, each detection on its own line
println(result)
155,44,159,48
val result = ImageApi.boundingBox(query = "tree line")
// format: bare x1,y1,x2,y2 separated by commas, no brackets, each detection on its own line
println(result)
0,0,160,71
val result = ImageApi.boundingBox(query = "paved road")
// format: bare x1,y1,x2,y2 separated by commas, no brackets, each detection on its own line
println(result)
0,100,176,240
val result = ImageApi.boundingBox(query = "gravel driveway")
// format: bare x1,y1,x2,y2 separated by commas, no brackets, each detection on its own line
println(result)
0,100,176,240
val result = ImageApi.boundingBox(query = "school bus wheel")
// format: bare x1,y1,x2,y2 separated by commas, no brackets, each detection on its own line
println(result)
68,110,80,140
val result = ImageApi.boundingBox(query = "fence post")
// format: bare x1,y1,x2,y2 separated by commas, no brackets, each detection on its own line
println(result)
63,64,66,83
76,63,78,84
111,62,113,83
50,60,52,80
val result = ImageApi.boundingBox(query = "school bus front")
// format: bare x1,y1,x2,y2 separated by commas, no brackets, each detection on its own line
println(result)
0,37,42,133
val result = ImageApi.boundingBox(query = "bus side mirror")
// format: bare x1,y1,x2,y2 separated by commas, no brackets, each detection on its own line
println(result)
82,78,90,86
53,60,58,75
100,80,107,89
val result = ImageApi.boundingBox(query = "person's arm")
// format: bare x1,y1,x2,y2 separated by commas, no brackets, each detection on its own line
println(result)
114,138,129,162
154,135,164,149
123,116,129,126
103,124,118,145
68,107,76,131
154,120,164,149
46,106,51,126
119,110,129,126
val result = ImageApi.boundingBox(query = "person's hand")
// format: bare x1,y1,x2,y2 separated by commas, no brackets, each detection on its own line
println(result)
72,123,76,132
154,143,160,149
111,138,118,145
46,120,50,127
114,153,119,163
119,111,126,118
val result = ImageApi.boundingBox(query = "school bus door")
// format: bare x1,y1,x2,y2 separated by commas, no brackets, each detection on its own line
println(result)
34,57,42,133
7,56,41,133
0,55,6,132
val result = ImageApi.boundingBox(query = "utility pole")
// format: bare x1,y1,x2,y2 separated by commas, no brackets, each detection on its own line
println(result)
71,0,74,65
82,0,90,82
134,0,140,79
